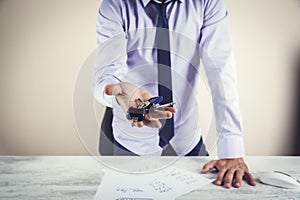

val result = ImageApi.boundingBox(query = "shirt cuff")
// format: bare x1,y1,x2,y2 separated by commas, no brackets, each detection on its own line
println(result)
94,77,120,107
217,135,245,159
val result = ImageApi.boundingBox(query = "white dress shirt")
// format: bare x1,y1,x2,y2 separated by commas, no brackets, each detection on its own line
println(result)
93,0,245,158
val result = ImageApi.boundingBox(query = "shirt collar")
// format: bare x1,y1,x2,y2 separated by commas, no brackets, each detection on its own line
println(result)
141,0,184,7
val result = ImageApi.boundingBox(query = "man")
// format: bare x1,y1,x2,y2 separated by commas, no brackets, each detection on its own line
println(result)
93,0,256,189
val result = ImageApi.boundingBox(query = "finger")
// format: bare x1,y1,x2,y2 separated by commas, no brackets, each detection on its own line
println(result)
148,110,172,119
104,84,122,96
234,170,244,188
244,171,257,186
158,107,177,113
215,168,227,186
223,168,235,189
143,118,161,128
201,160,217,174
133,121,144,128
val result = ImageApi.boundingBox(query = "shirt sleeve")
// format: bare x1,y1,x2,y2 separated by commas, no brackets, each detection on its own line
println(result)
199,0,245,159
93,0,128,107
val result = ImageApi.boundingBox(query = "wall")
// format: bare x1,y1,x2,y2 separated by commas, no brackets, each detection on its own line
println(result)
0,0,299,155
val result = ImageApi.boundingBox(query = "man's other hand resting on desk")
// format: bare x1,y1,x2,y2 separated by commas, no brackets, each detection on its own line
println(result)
201,158,257,188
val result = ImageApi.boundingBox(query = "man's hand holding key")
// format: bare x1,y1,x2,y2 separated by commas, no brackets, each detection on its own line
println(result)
104,82,176,128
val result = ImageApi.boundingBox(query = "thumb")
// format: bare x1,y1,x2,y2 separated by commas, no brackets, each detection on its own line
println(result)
104,83,122,96
201,160,217,174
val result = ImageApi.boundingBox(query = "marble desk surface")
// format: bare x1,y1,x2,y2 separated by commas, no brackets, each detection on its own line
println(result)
0,156,299,200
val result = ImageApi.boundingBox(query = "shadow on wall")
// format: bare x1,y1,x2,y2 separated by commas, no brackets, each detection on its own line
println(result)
291,52,300,156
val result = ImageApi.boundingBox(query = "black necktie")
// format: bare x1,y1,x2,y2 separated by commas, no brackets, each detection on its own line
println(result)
153,1,174,148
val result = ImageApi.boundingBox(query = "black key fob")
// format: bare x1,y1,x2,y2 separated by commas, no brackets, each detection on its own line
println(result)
126,107,146,122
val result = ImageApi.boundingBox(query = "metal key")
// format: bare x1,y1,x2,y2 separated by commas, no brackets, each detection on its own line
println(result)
153,102,175,109
137,98,149,108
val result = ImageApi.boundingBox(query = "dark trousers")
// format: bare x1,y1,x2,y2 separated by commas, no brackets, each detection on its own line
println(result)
99,107,209,156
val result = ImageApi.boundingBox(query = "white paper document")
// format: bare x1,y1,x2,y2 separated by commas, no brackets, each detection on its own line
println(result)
94,167,213,200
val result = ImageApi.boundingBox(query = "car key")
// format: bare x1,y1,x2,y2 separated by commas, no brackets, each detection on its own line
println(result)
126,96,174,126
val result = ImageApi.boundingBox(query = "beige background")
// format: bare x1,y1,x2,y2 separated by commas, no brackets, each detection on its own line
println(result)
0,0,299,155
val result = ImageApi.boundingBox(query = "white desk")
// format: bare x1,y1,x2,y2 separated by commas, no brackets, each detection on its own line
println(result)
0,156,299,199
